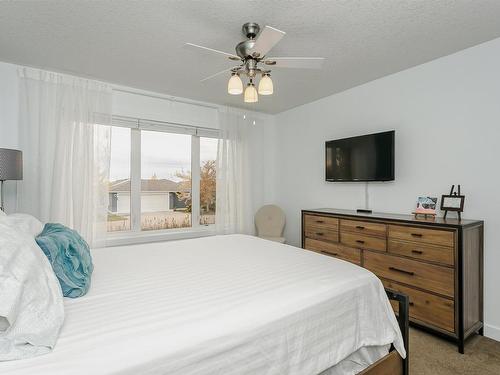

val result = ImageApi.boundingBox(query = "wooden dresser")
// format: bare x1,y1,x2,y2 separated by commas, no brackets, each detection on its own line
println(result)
301,208,484,353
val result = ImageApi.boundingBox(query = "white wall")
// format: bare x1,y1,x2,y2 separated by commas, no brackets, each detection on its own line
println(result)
272,37,500,340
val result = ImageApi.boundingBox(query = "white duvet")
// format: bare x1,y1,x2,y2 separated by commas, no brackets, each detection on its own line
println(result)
0,234,404,374
0,215,64,361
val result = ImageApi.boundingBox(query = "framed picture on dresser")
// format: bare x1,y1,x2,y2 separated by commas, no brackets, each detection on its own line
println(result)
441,185,465,219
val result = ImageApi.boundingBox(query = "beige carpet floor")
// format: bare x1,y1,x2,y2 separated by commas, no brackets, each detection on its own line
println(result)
410,328,500,374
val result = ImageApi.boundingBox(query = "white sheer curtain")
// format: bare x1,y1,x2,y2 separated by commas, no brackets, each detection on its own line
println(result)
17,68,112,247
215,107,254,234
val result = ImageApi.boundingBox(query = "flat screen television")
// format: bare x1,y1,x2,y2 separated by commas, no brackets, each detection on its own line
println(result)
325,130,395,182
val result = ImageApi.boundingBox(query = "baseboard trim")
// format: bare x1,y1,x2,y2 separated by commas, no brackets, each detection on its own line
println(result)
484,324,500,342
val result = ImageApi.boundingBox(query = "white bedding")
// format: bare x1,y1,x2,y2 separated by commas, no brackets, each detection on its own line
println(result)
0,234,404,375
0,215,64,361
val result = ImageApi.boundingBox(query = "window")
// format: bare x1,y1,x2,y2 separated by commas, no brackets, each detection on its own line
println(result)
141,131,191,231
107,117,219,236
108,126,131,232
199,137,217,225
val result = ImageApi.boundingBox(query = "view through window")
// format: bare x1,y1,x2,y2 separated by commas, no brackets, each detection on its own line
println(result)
107,123,218,234
107,126,131,232
141,130,192,231
200,137,217,225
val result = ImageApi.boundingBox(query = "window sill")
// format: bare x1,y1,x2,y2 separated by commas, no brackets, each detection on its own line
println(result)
105,226,216,247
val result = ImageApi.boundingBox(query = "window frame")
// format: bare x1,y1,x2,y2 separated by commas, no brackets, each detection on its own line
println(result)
106,116,219,246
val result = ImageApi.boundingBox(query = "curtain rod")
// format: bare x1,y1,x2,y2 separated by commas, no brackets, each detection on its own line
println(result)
112,86,273,121
112,87,220,110
112,114,220,133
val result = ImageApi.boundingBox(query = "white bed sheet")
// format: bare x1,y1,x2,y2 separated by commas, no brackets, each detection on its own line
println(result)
0,234,404,375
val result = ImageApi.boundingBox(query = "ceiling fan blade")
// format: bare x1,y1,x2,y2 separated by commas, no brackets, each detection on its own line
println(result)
249,26,286,57
200,67,238,82
265,57,325,69
185,43,239,60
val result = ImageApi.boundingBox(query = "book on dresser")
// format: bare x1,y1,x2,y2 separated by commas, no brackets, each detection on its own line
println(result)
301,208,484,354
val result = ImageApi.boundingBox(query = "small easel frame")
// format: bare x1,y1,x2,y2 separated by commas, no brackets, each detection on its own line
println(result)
412,196,437,220
441,185,465,220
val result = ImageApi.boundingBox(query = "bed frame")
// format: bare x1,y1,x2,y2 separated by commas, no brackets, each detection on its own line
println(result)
358,289,409,375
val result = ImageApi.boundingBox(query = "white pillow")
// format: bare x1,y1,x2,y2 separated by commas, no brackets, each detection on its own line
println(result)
0,220,65,360
0,213,43,237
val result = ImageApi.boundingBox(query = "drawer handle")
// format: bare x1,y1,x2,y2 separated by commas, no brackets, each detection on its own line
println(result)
411,233,423,238
389,267,415,276
316,220,324,224
409,302,414,306
321,251,338,256
356,240,365,244
316,232,324,236
356,225,365,230
412,250,424,255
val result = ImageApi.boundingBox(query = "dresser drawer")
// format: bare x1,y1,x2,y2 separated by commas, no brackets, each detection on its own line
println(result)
305,225,339,243
304,238,361,265
340,219,386,237
388,239,454,266
383,279,455,333
364,251,454,298
388,225,454,247
304,214,339,229
341,231,386,252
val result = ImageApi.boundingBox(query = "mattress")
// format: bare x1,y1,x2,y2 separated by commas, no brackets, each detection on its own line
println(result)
0,234,404,375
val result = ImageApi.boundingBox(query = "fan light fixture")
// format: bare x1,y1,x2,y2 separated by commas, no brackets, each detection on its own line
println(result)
227,73,243,95
244,80,258,103
187,22,325,104
258,74,273,95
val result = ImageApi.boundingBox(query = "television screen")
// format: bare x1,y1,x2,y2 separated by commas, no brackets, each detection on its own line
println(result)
325,130,395,182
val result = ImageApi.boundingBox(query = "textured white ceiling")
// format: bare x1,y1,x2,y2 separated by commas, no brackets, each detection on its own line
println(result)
1,1,500,114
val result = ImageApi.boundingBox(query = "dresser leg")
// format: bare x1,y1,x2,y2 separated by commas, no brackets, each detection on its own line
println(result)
458,340,465,354
478,326,484,336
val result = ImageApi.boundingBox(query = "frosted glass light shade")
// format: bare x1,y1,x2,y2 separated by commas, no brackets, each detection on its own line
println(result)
227,74,243,95
244,83,258,103
258,74,273,95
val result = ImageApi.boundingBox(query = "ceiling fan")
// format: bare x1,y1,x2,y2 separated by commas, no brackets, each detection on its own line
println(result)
185,22,325,103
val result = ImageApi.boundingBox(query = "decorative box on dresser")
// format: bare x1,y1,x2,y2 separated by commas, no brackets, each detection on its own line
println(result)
301,208,484,353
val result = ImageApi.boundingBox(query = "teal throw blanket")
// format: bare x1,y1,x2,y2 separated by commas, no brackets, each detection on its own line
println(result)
36,223,93,298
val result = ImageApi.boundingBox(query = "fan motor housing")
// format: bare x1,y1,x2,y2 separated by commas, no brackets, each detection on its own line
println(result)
236,22,262,59
242,22,260,39
235,39,256,59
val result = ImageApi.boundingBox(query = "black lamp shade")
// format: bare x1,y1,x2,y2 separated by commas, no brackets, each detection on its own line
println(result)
0,148,23,181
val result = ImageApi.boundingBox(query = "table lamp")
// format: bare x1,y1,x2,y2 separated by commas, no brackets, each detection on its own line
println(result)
0,148,23,211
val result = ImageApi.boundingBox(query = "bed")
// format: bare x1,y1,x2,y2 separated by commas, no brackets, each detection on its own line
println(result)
0,234,407,375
